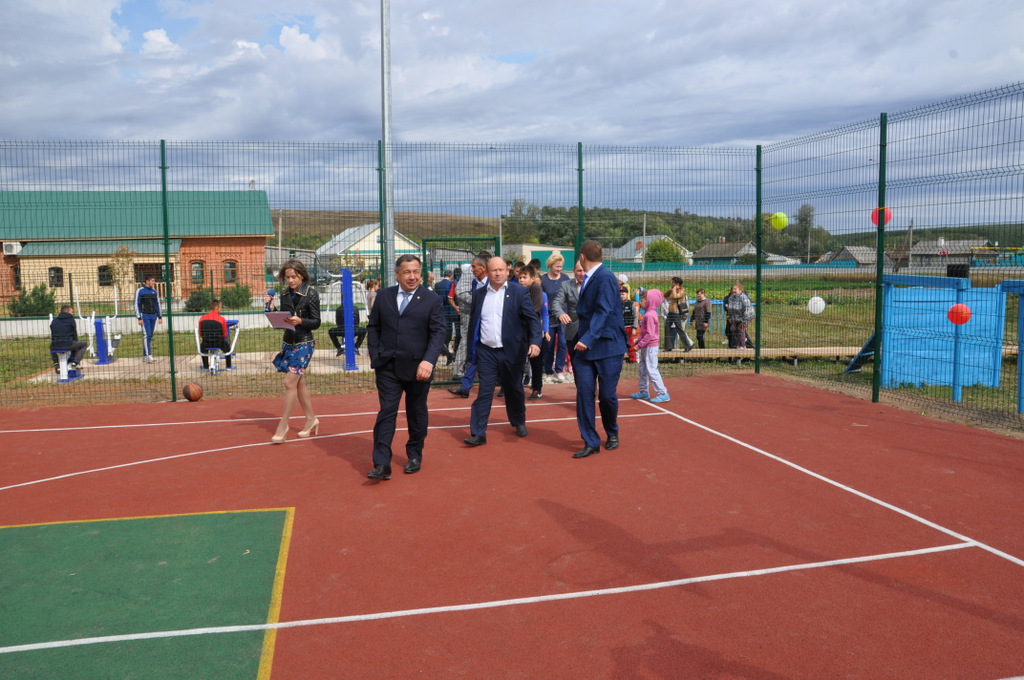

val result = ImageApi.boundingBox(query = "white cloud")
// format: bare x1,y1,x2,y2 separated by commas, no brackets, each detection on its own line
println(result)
279,25,332,61
140,29,183,58
0,0,1021,144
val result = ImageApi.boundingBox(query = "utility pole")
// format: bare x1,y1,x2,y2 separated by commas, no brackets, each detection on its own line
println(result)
906,218,914,271
807,221,812,264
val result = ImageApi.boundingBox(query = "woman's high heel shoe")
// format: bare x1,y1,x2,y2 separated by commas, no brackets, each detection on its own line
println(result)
271,426,289,444
297,419,320,438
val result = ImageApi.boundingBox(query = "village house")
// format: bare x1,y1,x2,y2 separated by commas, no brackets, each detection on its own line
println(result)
0,190,274,305
691,239,757,266
606,235,693,265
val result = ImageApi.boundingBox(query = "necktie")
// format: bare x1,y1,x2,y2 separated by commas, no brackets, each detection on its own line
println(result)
399,292,410,315
581,273,588,293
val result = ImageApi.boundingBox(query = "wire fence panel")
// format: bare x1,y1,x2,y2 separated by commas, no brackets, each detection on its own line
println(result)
759,83,1024,428
870,84,1024,423
757,118,885,405
1,83,1022,428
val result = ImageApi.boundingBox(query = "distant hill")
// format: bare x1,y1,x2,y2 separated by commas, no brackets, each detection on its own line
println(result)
269,210,498,247
271,209,1023,257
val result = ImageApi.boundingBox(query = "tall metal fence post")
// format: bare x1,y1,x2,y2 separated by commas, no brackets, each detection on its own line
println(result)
377,140,386,283
754,145,763,373
160,140,178,402
576,142,584,262
871,113,888,403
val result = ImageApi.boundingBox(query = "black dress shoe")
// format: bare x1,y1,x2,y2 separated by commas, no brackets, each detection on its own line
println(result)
367,465,392,480
515,424,528,437
605,435,620,450
496,389,504,398
404,458,421,474
449,387,470,398
573,446,601,459
463,434,487,447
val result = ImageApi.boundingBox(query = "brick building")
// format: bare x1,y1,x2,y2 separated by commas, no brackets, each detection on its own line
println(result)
0,191,273,306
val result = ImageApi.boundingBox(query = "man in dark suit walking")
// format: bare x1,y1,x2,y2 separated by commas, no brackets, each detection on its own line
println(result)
463,257,542,447
572,241,627,459
366,254,447,479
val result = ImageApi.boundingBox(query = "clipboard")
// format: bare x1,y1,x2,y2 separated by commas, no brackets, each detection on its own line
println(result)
265,312,294,329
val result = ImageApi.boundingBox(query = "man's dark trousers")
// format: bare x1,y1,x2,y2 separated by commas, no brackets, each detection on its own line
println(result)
573,353,621,449
372,361,430,466
469,343,527,437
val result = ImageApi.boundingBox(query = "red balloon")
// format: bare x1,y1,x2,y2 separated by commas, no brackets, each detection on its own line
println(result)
947,304,971,325
871,207,892,227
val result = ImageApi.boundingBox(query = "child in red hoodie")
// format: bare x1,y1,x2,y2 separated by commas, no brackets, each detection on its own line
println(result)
631,287,670,403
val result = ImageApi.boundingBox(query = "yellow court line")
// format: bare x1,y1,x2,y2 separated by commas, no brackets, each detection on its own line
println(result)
258,507,296,680
0,507,292,531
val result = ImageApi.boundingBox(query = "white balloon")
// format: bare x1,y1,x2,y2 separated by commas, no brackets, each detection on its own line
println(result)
808,296,826,314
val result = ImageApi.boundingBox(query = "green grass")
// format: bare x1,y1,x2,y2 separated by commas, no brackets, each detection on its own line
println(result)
3,286,1021,430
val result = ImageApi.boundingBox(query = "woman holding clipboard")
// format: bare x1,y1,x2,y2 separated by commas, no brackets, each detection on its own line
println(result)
265,259,322,443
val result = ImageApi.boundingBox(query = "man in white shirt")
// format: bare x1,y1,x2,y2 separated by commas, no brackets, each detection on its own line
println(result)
462,258,542,446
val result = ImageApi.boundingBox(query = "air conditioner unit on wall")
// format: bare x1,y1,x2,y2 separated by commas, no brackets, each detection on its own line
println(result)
3,242,23,255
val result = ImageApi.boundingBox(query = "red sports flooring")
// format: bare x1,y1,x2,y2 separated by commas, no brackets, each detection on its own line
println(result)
2,373,1024,679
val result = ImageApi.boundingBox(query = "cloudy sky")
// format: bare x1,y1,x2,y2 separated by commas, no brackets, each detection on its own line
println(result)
1,0,1022,146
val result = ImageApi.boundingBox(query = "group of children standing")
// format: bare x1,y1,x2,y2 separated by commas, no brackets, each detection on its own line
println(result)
620,278,753,405
631,286,671,404
618,282,672,404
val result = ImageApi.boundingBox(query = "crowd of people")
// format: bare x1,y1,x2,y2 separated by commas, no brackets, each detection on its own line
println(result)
51,251,754,477
298,244,757,477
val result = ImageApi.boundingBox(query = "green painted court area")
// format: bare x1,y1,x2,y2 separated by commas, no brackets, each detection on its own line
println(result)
0,510,288,680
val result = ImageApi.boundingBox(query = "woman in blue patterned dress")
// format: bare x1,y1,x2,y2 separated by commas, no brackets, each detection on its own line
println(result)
265,259,322,443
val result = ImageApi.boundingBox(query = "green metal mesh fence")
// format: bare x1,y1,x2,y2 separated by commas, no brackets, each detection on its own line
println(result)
2,83,1022,429
757,83,1024,428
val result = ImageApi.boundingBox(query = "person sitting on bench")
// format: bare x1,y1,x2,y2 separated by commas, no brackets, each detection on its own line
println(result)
328,300,366,356
198,299,233,369
49,305,87,371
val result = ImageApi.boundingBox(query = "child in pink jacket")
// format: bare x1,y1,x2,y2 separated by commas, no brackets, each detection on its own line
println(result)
631,287,670,403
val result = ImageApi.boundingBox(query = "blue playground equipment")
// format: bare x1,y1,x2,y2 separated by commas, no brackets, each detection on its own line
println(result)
50,349,83,383
78,284,121,365
860,274,1023,412
194,319,241,375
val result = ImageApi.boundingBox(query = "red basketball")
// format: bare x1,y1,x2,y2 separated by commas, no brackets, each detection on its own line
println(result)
947,303,971,326
183,382,204,402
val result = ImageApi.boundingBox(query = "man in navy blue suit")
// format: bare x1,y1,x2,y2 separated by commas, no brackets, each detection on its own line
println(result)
463,257,542,446
366,254,447,479
572,240,627,458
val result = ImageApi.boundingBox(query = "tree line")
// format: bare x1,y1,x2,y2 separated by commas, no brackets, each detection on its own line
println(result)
502,200,843,261
278,202,1021,263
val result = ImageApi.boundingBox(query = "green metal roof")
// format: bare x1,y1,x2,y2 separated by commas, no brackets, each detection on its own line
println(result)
0,191,274,240
18,239,182,256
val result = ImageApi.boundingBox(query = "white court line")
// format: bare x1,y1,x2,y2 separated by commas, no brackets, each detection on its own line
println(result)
2,401,1015,656
640,400,1024,569
0,412,662,492
0,541,973,655
0,401,581,435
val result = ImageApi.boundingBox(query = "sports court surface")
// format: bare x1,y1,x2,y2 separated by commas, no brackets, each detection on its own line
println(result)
2,373,1023,679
